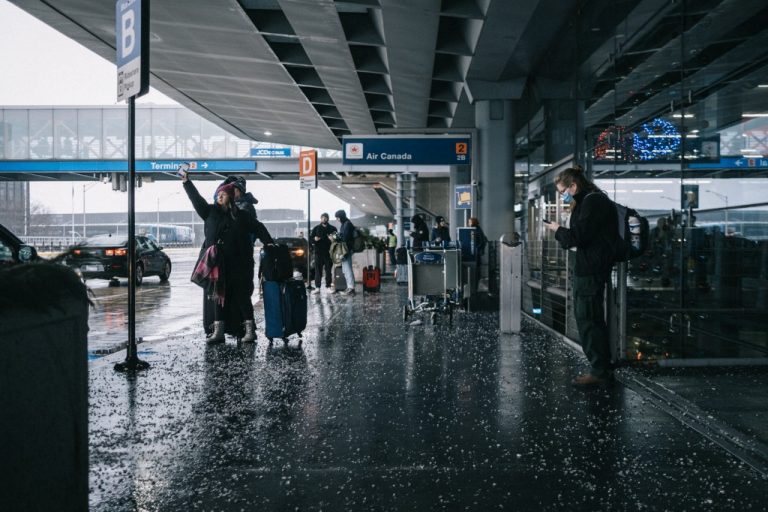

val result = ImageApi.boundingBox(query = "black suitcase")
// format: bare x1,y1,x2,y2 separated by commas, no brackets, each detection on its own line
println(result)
260,244,293,282
333,265,347,291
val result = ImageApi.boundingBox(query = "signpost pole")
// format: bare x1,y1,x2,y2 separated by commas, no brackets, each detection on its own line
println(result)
307,189,311,289
115,96,149,372
114,0,150,373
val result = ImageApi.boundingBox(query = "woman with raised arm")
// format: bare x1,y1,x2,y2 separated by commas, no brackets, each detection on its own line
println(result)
183,173,273,343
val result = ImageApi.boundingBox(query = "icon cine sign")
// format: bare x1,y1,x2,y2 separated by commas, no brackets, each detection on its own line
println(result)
116,0,149,102
299,150,317,190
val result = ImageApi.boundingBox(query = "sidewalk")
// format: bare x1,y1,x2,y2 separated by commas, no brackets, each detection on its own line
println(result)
89,280,768,511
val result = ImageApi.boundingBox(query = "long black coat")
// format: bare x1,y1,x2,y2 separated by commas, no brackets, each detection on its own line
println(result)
184,181,273,314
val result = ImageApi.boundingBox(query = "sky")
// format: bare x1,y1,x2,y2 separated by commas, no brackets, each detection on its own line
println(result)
0,0,347,219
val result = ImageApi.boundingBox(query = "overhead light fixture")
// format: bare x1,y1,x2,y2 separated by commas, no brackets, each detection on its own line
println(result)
672,114,694,118
351,196,356,199
264,131,272,136
757,84,768,88
690,129,700,133
743,113,768,118
361,203,366,207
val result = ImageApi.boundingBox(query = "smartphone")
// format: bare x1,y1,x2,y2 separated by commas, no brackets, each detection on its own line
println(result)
176,162,190,178
543,218,553,224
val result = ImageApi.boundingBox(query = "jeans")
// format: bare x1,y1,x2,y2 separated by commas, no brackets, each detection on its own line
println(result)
341,254,355,290
573,272,612,378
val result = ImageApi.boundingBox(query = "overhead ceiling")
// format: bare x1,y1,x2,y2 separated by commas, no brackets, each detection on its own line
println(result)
10,0,768,153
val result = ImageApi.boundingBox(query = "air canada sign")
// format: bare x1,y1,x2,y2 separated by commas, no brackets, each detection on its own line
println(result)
342,136,471,166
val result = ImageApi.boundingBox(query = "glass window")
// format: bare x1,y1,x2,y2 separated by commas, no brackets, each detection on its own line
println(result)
54,109,78,159
201,118,226,158
4,109,29,159
176,108,202,158
29,109,53,159
78,109,102,159
151,108,177,159
135,108,153,159
103,109,127,159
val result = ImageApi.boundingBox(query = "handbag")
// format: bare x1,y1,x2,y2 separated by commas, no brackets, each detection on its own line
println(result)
330,241,349,265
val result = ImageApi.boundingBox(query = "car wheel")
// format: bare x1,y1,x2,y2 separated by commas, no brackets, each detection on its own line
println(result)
135,263,144,286
159,261,171,282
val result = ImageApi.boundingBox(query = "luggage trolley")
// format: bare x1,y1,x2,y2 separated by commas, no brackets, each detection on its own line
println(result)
403,246,462,326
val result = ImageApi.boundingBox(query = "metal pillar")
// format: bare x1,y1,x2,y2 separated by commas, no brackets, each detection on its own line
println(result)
115,96,149,373
396,173,417,246
500,236,523,333
396,174,404,248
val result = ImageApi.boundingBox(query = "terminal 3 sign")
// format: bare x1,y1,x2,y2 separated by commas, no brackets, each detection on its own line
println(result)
342,135,471,166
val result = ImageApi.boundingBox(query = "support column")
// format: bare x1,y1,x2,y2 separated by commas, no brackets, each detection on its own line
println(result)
395,173,417,247
475,99,515,241
396,174,404,248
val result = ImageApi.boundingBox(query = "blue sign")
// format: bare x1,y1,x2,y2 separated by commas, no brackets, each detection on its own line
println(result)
688,156,767,169
342,136,471,166
250,147,292,158
0,160,258,173
115,0,148,101
455,185,472,210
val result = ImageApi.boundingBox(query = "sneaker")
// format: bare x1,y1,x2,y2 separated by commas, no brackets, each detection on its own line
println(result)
311,288,320,295
343,288,356,296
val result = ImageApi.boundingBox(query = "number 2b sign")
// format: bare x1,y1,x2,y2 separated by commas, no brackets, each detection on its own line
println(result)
299,150,317,190
116,0,149,102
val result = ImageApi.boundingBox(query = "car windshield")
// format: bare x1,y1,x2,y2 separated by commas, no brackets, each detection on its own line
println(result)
84,234,129,247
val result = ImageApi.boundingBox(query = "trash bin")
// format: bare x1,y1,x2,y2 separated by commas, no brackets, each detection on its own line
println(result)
0,264,90,512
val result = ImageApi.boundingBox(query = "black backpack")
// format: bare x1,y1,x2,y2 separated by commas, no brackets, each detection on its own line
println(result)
260,244,293,281
351,228,366,253
612,202,649,262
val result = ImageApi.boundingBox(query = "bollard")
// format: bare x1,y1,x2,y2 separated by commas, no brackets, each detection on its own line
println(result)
500,236,523,333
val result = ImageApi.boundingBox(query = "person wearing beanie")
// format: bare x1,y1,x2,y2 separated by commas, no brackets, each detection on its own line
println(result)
409,214,429,250
431,215,451,247
183,172,273,344
334,209,356,295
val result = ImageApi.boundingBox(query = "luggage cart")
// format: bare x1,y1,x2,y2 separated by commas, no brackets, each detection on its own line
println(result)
403,246,462,326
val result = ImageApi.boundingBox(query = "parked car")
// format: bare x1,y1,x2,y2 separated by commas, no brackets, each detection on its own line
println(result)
259,237,309,280
0,223,39,266
66,233,171,285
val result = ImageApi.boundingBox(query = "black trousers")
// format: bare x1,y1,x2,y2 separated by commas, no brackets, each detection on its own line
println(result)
315,250,333,287
573,272,612,378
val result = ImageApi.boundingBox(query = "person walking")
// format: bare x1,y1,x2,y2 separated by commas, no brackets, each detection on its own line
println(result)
334,209,356,295
431,215,451,246
310,213,337,294
387,229,397,266
409,214,429,250
185,173,273,344
544,165,618,386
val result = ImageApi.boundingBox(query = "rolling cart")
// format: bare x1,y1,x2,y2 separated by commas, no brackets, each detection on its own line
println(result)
402,246,462,326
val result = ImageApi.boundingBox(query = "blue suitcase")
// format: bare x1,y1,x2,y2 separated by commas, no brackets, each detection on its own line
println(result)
263,280,307,343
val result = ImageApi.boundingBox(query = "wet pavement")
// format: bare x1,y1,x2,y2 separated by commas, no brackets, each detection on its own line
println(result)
640,366,768,447
85,248,204,355
88,272,768,511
